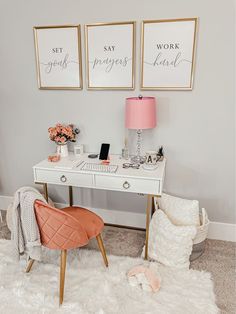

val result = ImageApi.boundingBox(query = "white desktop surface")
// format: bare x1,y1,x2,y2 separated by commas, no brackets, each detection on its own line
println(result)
33,154,166,195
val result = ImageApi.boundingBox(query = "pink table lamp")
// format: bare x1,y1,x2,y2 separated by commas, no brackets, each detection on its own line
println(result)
125,95,156,164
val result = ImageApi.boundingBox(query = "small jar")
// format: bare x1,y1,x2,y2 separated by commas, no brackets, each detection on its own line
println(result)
122,146,129,160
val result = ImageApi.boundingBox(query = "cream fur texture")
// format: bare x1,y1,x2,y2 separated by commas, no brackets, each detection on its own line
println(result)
0,239,218,314
146,210,197,269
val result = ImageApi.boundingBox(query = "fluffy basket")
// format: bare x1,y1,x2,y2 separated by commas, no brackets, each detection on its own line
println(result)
154,197,209,245
193,208,209,245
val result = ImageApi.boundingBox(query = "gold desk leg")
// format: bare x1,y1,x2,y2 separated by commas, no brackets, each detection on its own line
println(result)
69,186,73,206
43,183,48,202
145,195,152,260
151,196,156,217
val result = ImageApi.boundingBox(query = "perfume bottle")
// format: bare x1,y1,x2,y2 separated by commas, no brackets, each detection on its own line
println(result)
122,138,129,160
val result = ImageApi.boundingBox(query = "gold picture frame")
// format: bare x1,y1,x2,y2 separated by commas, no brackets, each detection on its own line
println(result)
141,18,198,90
85,21,136,90
33,25,83,90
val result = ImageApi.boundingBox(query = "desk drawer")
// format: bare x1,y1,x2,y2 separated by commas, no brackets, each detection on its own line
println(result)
34,169,93,187
95,175,160,194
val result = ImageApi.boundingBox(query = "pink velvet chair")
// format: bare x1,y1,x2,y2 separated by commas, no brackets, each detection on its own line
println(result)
26,200,108,305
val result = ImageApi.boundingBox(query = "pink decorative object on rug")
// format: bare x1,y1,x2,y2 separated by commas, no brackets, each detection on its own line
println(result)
127,265,161,292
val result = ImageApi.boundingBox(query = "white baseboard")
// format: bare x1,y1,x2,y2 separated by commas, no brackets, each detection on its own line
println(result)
0,196,12,210
54,202,146,229
1,195,235,242
207,221,236,242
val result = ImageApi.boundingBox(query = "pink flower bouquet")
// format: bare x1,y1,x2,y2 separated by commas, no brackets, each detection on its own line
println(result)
48,123,80,144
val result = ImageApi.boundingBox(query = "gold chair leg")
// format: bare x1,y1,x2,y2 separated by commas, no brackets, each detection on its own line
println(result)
96,234,108,267
25,259,35,273
59,250,67,305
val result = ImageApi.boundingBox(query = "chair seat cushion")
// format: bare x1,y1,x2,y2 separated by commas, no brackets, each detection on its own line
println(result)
62,206,104,239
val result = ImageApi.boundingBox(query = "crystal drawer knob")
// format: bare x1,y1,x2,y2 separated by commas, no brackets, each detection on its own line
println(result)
60,175,67,183
123,181,130,189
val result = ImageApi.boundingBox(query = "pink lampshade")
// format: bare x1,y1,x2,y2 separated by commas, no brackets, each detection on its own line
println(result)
125,96,156,129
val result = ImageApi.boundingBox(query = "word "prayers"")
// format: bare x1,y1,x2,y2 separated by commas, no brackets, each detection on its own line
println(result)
92,57,129,72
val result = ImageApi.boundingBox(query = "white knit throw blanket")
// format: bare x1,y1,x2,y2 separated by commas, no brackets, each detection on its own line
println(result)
11,187,47,262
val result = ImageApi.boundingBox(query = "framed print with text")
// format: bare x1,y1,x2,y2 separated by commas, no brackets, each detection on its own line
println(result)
141,18,198,90
34,25,83,90
85,21,135,90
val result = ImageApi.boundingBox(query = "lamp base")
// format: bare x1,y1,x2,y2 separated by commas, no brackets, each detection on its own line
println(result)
131,155,146,164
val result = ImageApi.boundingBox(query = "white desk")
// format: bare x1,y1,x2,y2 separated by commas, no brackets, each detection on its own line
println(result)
33,154,166,259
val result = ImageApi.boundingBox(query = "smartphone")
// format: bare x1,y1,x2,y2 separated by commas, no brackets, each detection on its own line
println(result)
99,143,110,160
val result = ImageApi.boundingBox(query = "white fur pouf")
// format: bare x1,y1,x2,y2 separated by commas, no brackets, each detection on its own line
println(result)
0,240,218,314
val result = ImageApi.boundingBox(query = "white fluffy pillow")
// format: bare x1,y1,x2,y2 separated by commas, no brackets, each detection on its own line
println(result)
147,210,197,269
156,193,200,226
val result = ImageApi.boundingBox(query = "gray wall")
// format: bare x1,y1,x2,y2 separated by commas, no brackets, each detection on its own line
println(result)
0,0,235,224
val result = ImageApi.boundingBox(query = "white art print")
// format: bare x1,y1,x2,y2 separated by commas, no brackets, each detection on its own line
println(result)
34,25,83,89
141,18,198,90
85,22,135,90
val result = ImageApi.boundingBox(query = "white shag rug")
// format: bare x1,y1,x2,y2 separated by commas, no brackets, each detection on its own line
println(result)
0,240,218,314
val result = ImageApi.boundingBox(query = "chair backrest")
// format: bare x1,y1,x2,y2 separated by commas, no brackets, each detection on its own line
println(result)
34,200,89,250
